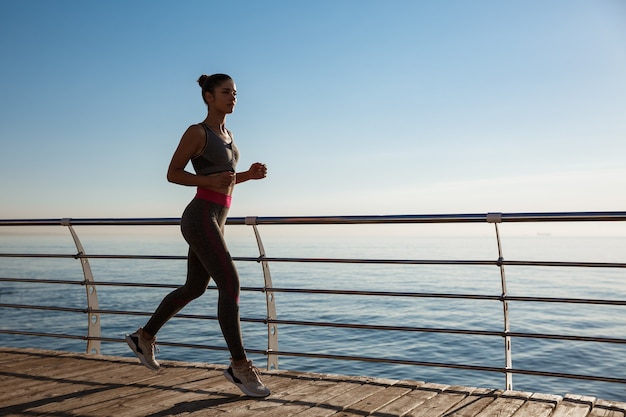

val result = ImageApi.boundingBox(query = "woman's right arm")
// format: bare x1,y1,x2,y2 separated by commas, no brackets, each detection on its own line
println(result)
166,125,234,189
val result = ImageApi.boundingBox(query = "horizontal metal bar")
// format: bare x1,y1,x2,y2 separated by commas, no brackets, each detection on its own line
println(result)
3,305,624,345
504,296,626,306
266,318,503,336
0,304,88,314
84,336,234,353
506,331,626,344
2,211,626,228
0,218,182,226
0,331,236,356
0,306,252,326
245,257,626,269
3,278,624,306
0,331,227,355
229,211,626,225
3,330,624,386
0,277,84,285
267,287,501,300
265,319,626,344
0,254,81,259
0,253,187,260
265,350,626,384
0,330,87,341
503,260,626,268
3,247,625,270
237,256,499,266
264,287,626,306
3,252,625,270
80,281,179,289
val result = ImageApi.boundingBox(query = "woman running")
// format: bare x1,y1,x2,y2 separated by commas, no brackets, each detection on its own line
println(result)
126,73,270,397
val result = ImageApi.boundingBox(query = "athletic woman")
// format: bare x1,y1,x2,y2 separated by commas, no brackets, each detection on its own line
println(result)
126,73,270,397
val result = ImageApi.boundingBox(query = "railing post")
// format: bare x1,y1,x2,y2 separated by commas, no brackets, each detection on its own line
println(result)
245,217,279,370
62,218,101,355
487,213,513,390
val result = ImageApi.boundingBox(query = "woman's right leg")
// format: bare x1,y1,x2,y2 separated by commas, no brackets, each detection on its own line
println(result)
126,200,211,370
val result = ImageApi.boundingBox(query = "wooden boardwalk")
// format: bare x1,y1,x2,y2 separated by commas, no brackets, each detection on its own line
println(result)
0,348,624,417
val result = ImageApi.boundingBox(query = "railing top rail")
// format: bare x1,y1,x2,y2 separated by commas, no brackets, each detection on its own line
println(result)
234,211,626,225
0,218,182,227
1,211,626,227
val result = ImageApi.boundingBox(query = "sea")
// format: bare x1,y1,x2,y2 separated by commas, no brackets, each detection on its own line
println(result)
1,222,625,402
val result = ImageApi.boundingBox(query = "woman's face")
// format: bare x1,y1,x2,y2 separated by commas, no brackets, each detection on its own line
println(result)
207,79,237,114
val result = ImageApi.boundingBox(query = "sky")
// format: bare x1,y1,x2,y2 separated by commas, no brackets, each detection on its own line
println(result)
1,0,625,222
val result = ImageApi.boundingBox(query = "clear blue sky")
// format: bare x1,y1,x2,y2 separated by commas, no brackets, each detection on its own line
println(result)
1,1,625,220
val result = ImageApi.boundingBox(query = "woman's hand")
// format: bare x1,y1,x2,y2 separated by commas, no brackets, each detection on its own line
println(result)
247,162,267,180
203,171,236,188
235,163,267,184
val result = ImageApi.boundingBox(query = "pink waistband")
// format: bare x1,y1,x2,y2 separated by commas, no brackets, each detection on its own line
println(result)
195,188,232,207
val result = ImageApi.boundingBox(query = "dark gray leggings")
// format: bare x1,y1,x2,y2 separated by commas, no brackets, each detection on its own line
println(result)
143,198,245,360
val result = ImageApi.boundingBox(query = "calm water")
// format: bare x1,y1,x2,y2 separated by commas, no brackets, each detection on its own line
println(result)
1,224,625,402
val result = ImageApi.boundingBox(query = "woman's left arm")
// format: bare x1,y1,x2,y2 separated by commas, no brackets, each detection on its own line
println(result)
236,162,267,184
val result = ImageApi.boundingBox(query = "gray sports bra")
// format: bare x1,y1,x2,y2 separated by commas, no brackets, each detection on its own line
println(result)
191,123,239,175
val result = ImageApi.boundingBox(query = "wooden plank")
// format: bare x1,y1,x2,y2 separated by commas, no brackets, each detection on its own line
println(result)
296,378,388,417
0,348,55,367
373,382,446,416
588,399,626,417
441,387,499,417
514,392,562,417
346,383,414,415
474,390,532,417
551,394,596,417
331,382,413,416
256,374,372,417
405,385,475,417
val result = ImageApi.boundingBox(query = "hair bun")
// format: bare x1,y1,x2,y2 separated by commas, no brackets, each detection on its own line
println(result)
197,74,209,88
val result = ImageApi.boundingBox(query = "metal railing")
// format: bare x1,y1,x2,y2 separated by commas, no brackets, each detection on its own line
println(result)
1,211,625,392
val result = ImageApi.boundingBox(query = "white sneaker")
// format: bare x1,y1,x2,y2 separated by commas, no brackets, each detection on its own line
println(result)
224,359,270,397
125,328,160,371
